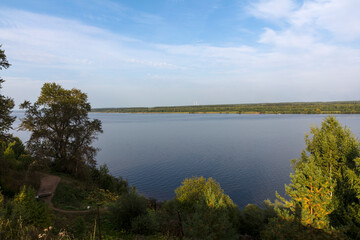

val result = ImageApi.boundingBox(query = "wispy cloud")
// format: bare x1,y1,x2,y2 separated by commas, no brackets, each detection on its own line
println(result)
249,0,298,21
91,0,164,25
0,9,176,70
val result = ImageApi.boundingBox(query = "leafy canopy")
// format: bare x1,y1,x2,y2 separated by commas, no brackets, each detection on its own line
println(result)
0,45,15,139
175,176,238,239
20,82,103,177
175,176,235,209
277,116,360,237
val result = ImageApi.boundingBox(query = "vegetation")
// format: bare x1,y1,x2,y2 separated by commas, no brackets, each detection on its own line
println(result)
0,44,15,140
1,45,360,239
93,101,360,114
174,177,239,239
20,83,103,178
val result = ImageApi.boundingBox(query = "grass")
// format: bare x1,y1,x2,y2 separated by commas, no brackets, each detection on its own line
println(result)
52,180,90,210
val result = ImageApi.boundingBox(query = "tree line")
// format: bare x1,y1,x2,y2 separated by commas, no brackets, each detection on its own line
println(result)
94,101,360,114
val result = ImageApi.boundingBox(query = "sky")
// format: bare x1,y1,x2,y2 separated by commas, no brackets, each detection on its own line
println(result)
0,0,359,108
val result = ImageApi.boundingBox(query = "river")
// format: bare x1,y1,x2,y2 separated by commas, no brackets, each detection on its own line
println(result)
11,112,360,208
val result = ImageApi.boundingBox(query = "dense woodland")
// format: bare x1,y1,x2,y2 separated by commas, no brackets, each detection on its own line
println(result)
93,101,360,114
1,45,360,239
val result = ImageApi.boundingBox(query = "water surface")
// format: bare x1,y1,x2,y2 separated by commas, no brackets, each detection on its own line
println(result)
11,112,360,208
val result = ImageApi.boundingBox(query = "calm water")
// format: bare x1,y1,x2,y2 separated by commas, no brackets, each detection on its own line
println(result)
10,112,360,208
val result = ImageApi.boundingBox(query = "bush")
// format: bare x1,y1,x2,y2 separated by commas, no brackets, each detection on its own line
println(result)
52,181,88,210
10,186,52,227
90,164,128,194
261,217,347,240
131,209,160,235
109,191,147,231
238,200,279,238
174,176,239,239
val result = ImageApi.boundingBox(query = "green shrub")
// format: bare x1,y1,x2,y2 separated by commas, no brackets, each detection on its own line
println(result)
261,217,347,240
109,191,147,231
174,176,238,239
90,164,128,194
10,186,52,227
70,216,86,238
52,180,88,210
131,209,160,235
238,200,279,238
183,202,237,240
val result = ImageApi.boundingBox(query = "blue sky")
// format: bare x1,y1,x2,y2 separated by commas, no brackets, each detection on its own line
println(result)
0,0,359,108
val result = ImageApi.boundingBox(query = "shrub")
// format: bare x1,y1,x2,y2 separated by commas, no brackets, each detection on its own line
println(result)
109,191,147,231
261,217,347,240
174,176,238,239
90,164,128,194
238,200,279,238
131,209,160,235
10,186,52,227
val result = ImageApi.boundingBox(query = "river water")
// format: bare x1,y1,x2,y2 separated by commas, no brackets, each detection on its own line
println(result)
11,112,360,208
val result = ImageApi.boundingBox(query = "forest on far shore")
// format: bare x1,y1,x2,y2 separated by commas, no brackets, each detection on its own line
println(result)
93,101,360,114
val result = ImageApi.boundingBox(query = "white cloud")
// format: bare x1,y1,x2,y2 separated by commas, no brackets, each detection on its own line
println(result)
251,0,360,42
258,28,315,49
290,0,360,41
249,0,297,20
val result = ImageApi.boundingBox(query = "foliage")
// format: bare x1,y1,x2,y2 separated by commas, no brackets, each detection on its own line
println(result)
90,164,128,194
174,176,238,239
0,137,34,195
109,191,148,231
86,188,119,206
10,186,52,227
277,116,360,237
0,218,72,240
0,191,3,207
238,200,279,238
0,45,15,140
277,157,334,229
175,176,235,210
261,217,347,240
0,216,39,240
156,199,184,237
52,181,89,210
182,202,237,240
131,209,160,235
20,82,103,178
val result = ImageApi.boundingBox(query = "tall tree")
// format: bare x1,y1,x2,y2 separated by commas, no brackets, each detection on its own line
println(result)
278,116,360,237
20,83,103,177
0,45,15,139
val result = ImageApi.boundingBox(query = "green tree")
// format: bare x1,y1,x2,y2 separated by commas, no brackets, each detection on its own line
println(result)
278,116,360,237
0,45,15,140
277,157,334,229
20,83,103,177
175,176,235,210
175,176,238,239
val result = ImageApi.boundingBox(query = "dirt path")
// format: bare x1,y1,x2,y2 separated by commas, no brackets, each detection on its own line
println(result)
38,173,108,214
37,173,61,208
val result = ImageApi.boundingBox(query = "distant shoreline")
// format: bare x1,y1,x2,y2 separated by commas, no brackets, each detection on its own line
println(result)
92,100,360,114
